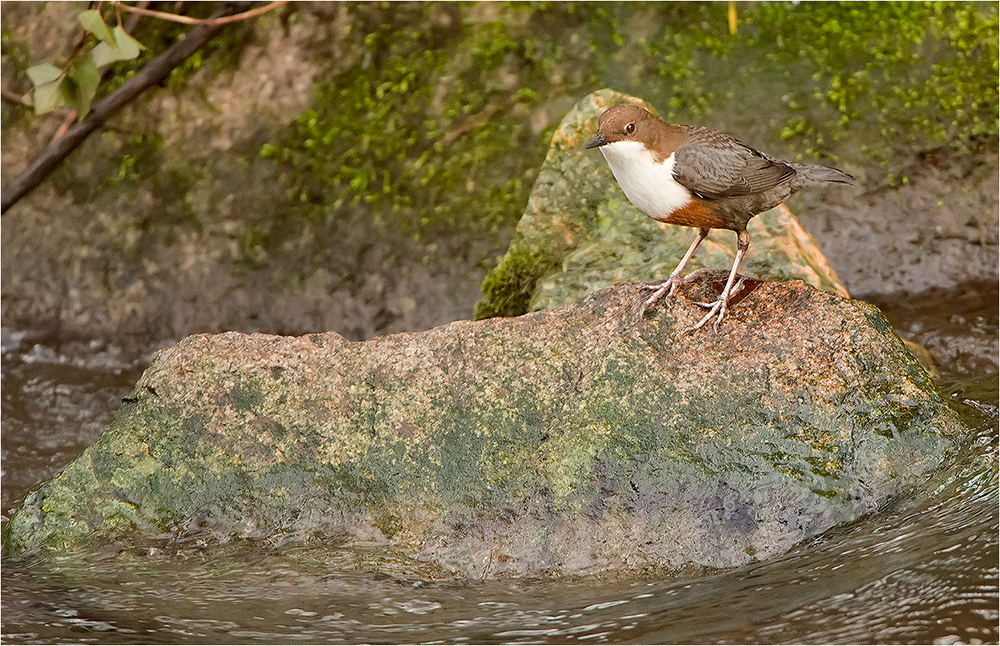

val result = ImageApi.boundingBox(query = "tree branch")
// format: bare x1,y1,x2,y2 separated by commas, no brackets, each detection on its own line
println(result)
2,88,31,105
1,5,241,214
111,1,287,26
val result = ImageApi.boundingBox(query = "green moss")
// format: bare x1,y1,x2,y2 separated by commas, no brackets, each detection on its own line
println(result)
230,378,265,411
616,2,997,180
475,241,554,319
83,131,170,195
0,27,29,75
865,311,891,334
848,389,924,441
371,508,403,539
260,4,577,244
636,4,736,122
741,2,998,163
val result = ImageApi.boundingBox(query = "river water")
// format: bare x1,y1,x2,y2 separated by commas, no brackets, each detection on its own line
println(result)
2,283,997,644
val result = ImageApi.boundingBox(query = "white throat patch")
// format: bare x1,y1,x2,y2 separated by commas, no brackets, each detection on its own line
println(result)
599,141,691,219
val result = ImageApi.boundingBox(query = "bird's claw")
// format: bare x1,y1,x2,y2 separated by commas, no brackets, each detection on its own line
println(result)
684,297,728,333
684,275,746,333
637,276,683,319
640,274,745,333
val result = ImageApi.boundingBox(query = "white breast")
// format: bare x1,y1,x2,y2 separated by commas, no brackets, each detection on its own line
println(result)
599,141,691,219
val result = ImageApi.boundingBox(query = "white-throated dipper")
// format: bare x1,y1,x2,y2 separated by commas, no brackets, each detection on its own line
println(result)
585,104,854,332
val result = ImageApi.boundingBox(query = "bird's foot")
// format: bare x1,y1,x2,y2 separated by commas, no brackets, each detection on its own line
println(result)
638,275,684,318
685,297,729,333
685,277,745,333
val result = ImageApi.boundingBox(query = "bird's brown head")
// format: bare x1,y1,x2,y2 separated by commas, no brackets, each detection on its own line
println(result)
585,104,661,150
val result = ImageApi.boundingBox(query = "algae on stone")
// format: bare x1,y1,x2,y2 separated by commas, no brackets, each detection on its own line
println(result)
5,279,965,578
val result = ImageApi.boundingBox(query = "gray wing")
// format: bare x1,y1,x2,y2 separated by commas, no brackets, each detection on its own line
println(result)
672,127,794,200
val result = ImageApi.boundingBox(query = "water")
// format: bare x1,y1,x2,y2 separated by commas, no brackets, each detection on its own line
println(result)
2,285,997,644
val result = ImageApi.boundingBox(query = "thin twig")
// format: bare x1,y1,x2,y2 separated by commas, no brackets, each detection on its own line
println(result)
51,110,80,144
1,88,30,105
122,0,148,32
110,1,287,26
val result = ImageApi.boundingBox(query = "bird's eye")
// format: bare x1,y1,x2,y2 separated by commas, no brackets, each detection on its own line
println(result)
625,123,635,134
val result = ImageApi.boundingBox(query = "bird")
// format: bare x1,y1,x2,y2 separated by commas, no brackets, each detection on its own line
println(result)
585,103,854,332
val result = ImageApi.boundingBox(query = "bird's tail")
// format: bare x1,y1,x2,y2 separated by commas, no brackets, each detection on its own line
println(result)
788,162,855,190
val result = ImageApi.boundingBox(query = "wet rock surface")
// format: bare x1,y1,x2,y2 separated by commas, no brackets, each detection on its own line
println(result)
5,278,966,577
796,152,999,296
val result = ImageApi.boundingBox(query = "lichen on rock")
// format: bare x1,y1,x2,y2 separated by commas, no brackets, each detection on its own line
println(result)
5,277,965,578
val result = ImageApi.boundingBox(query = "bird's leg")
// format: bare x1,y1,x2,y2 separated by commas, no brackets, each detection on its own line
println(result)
639,227,710,317
686,229,750,333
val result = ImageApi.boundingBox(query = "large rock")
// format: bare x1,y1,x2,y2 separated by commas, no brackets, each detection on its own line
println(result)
5,277,964,577
475,89,849,319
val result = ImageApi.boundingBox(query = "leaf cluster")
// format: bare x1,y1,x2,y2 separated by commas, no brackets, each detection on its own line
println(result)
25,9,144,118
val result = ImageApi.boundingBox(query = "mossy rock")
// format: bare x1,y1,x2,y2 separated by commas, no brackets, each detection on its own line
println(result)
475,89,848,320
5,278,965,578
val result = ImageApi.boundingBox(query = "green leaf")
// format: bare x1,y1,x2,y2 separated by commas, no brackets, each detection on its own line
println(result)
91,27,144,67
32,78,67,115
90,41,118,68
26,63,63,86
68,57,101,118
112,26,143,60
77,9,115,44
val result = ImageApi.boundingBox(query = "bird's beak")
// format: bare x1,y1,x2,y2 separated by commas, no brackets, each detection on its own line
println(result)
584,134,608,149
